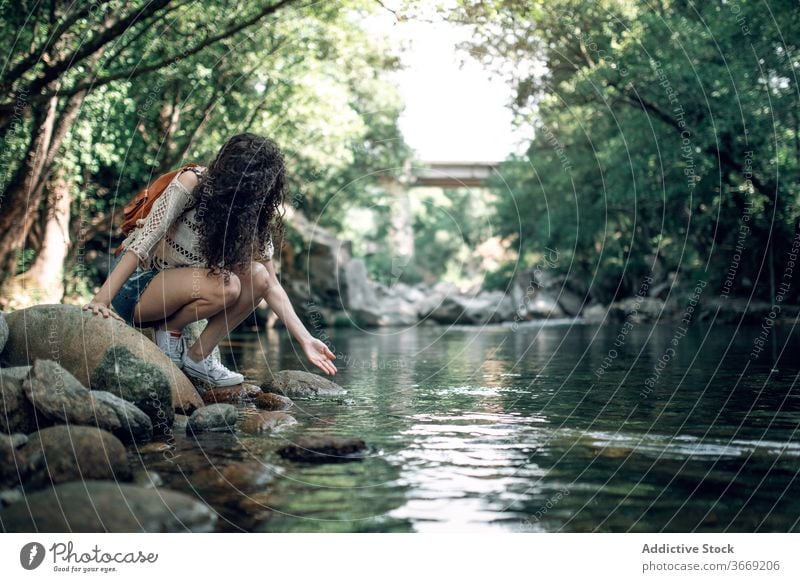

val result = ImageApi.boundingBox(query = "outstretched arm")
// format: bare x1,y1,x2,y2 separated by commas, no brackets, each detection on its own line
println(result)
259,258,337,375
83,251,140,321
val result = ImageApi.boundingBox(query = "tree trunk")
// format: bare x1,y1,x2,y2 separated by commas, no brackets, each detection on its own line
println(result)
0,94,59,282
0,88,87,286
5,174,72,307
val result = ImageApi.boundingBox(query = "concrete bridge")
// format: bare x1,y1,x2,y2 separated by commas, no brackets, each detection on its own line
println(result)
410,160,501,188
380,160,501,258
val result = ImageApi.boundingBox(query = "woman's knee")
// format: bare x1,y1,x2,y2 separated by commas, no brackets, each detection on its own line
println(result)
234,261,270,296
207,272,241,307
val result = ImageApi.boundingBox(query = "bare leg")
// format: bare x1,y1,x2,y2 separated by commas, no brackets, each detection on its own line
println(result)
132,267,242,330
185,262,270,361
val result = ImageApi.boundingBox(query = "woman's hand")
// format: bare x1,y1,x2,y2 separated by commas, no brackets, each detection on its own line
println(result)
301,337,338,375
82,301,125,322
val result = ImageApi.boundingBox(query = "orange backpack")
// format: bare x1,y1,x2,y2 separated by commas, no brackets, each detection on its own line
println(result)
113,163,199,257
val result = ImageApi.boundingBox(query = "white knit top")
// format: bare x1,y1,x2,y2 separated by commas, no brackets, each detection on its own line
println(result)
119,167,274,271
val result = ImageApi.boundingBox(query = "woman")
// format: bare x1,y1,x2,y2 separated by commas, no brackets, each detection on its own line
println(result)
82,133,337,387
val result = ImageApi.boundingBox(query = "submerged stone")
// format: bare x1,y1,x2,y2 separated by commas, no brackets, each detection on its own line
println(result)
237,411,297,434
254,392,294,411
278,435,367,464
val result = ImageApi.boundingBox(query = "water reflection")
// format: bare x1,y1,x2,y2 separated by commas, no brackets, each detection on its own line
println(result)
138,319,800,532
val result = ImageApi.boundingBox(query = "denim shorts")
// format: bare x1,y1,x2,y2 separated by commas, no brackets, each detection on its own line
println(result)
109,250,160,326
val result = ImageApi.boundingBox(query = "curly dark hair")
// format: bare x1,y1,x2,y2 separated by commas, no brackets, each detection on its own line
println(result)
192,133,286,280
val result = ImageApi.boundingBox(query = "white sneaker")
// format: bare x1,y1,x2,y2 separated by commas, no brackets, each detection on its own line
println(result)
155,328,185,367
181,350,244,387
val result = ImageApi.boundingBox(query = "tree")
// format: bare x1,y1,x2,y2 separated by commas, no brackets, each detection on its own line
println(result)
458,0,800,302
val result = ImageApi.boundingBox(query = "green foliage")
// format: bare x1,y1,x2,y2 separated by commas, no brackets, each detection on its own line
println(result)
461,0,800,302
0,0,411,292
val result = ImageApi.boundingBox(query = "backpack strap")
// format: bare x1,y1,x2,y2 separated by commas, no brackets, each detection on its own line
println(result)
180,165,206,179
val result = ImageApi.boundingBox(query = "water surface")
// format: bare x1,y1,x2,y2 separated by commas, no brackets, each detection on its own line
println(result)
136,318,800,532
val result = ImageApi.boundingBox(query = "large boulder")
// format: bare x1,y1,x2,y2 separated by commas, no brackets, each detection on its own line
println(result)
20,425,132,490
419,290,516,324
0,304,203,414
90,345,174,436
0,366,43,434
261,370,346,399
0,480,217,532
339,258,384,326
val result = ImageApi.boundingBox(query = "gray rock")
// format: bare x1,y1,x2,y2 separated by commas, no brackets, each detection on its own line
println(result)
0,436,28,487
609,297,665,324
173,414,189,432
261,370,346,399
418,291,516,325
0,366,42,434
555,288,585,316
0,311,8,353
132,468,164,489
21,425,132,490
92,390,154,444
581,303,607,323
23,359,121,432
186,403,237,434
0,480,217,532
237,411,297,434
0,487,23,508
278,435,367,463
1,305,203,414
91,345,174,436
526,291,566,318
6,433,28,449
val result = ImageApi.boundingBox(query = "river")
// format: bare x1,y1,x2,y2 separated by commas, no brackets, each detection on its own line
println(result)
135,318,800,532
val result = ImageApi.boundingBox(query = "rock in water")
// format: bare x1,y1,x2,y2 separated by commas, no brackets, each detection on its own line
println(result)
254,392,294,411
22,359,120,432
237,411,297,434
186,404,237,434
191,461,281,494
91,345,174,437
278,435,367,463
261,370,346,399
0,480,217,532
92,390,154,444
20,425,132,490
0,366,43,434
0,304,203,414
201,383,261,405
